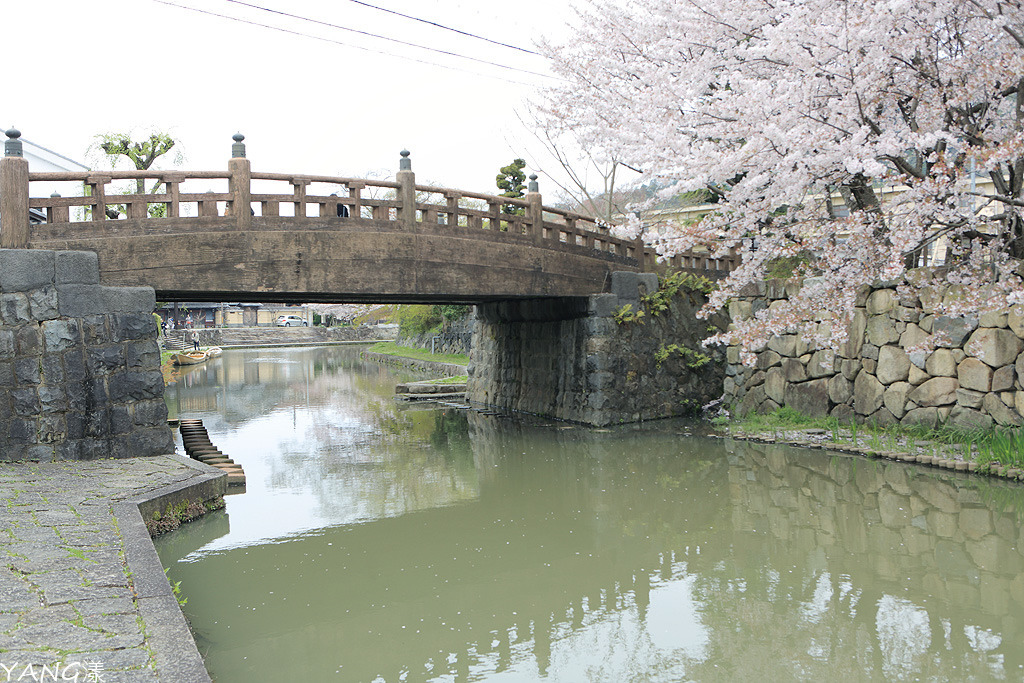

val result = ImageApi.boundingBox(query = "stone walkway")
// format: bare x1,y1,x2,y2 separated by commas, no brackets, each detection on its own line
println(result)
0,456,222,683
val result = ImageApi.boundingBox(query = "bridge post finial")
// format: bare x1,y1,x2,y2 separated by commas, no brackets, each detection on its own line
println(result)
231,133,246,159
397,150,416,229
5,128,23,158
525,173,543,240
0,128,29,248
228,134,252,231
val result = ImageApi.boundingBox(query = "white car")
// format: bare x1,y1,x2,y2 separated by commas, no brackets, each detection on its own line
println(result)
275,315,307,327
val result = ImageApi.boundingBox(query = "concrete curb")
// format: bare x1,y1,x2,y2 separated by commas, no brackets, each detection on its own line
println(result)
112,455,226,683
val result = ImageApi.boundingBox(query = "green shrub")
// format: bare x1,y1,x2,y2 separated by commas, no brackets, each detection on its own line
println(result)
395,305,443,337
434,304,470,323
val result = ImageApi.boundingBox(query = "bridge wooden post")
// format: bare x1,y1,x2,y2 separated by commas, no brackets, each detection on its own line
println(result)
526,173,543,239
397,150,416,230
0,128,30,249
635,235,647,271
228,133,252,231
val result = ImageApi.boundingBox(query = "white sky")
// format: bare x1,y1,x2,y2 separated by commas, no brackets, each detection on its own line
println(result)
6,0,586,197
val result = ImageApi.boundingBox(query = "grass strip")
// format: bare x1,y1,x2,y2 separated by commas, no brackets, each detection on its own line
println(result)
718,406,1024,470
422,375,469,385
366,342,469,367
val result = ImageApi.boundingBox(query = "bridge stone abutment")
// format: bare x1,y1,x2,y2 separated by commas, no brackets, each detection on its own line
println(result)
0,248,173,461
468,272,729,426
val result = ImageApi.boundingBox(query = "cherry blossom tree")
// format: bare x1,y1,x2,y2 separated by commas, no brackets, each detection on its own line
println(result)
537,0,1024,362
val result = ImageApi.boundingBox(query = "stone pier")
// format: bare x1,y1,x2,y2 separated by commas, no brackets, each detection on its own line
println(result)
467,272,729,425
0,248,173,462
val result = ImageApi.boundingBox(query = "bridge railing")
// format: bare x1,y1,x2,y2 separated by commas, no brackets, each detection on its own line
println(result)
1,129,739,274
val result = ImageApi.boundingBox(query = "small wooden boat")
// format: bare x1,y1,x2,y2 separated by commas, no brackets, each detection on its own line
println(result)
206,347,223,358
172,351,208,366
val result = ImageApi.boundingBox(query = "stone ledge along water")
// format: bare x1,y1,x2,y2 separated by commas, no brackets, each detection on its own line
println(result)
0,455,225,682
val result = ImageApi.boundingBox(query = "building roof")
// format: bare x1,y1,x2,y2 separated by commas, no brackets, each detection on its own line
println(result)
21,138,89,173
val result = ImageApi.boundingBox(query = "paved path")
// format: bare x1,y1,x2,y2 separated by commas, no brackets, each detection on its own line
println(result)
0,456,221,683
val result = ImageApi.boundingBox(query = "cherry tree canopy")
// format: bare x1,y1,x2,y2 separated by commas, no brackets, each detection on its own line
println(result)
538,0,1024,362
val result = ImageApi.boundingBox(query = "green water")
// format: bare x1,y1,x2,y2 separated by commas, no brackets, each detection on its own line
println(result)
157,346,1024,682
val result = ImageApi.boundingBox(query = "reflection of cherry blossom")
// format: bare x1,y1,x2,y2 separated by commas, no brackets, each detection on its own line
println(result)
875,595,931,679
539,1,1024,360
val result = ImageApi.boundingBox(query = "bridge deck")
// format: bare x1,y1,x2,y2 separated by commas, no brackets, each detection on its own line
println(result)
2,138,738,302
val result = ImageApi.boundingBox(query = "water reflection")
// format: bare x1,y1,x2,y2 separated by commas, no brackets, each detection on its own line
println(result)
165,347,480,549
156,347,1024,682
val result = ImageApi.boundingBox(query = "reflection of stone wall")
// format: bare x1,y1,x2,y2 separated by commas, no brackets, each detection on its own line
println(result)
1,249,173,461
725,279,1024,428
469,273,728,425
725,439,1024,619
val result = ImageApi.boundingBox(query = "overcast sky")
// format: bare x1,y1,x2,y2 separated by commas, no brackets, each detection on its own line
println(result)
7,0,586,197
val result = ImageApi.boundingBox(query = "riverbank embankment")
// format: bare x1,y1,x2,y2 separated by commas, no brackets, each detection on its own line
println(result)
716,420,1024,483
162,325,394,351
362,348,468,378
0,455,225,682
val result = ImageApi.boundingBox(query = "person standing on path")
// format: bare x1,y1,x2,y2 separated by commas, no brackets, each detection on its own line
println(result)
190,329,200,351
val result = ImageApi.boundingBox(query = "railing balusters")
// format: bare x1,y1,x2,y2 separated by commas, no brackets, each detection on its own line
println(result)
291,177,309,218
199,192,219,217
87,175,111,222
11,130,743,275
348,182,363,218
163,173,183,218
488,201,501,231
45,194,68,223
445,192,460,227
128,196,147,220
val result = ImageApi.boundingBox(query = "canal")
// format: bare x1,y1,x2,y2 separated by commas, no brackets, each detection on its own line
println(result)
157,345,1024,682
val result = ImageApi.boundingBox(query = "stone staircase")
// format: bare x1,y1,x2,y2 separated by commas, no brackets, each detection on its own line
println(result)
162,330,189,351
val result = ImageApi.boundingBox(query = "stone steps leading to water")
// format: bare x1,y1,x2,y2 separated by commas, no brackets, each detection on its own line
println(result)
177,419,246,488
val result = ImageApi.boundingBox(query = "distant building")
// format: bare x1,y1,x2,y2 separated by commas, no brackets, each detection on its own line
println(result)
635,174,1000,268
1,134,89,223
156,302,311,328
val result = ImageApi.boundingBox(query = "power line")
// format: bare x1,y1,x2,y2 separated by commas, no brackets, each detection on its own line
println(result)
153,0,554,86
342,0,541,56
220,0,556,80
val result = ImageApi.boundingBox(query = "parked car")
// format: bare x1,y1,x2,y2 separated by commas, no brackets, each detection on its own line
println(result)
275,314,308,327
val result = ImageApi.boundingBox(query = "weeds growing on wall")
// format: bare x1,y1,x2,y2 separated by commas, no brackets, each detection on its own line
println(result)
614,270,715,326
146,497,225,537
654,343,711,369
613,303,645,325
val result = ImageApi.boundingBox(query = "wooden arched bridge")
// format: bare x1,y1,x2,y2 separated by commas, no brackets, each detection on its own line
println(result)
1,131,737,303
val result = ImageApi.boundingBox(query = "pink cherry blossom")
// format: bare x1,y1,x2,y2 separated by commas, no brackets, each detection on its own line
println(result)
537,0,1024,361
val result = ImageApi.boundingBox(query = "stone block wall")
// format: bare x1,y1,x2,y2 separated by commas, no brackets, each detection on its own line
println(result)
0,249,174,461
468,273,728,425
174,324,394,348
725,277,1024,430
